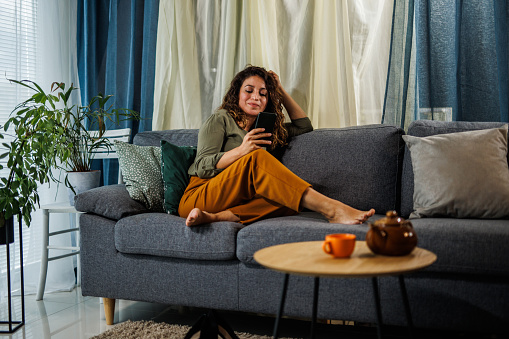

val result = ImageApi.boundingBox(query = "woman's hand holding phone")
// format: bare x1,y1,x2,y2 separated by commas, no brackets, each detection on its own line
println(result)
216,128,271,170
240,128,272,155
220,112,275,169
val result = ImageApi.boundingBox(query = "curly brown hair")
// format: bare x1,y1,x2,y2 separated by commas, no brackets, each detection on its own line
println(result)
219,65,287,149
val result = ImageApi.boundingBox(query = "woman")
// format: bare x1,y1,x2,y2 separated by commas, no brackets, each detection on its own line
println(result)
178,65,375,226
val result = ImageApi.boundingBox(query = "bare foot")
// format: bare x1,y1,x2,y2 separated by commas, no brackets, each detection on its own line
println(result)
186,208,211,226
185,208,240,227
300,188,375,224
327,205,375,225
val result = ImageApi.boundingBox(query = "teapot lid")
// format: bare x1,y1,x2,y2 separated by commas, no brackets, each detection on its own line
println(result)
373,211,410,226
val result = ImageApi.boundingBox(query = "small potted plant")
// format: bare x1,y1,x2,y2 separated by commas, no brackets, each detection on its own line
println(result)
55,83,139,203
0,80,139,238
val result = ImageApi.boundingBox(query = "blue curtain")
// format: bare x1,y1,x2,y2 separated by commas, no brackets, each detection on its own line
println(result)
382,0,417,129
383,0,508,128
77,0,159,184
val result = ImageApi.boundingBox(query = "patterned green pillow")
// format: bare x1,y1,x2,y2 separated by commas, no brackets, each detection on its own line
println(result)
114,141,164,212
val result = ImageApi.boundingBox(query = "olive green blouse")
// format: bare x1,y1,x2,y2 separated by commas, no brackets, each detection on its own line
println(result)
188,109,313,178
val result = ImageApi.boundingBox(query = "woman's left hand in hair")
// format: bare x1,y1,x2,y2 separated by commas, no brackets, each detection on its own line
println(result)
269,70,307,120
268,70,282,90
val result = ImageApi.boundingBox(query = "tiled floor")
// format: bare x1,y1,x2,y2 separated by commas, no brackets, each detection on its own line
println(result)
0,287,333,339
0,287,505,338
0,287,172,338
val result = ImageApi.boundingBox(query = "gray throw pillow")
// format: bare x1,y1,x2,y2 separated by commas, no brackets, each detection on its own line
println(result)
74,185,148,220
402,126,509,219
114,141,164,212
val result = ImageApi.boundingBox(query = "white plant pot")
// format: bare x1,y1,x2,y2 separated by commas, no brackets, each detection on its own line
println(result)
66,170,101,206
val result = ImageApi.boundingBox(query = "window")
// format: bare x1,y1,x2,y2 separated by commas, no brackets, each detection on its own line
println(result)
0,0,38,293
0,0,38,176
0,0,77,299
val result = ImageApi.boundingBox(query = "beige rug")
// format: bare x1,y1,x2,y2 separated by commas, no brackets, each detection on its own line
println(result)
92,320,297,339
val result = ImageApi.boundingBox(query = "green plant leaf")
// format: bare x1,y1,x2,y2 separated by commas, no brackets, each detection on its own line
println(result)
33,93,45,103
8,79,37,92
64,85,74,102
4,79,139,224
10,181,20,191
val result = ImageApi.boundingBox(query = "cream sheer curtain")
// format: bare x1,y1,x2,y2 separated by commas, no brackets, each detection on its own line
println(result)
28,0,80,296
153,0,393,130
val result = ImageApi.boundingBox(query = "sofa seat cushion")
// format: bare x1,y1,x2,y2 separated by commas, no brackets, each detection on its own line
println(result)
410,218,509,276
236,212,383,265
115,213,244,260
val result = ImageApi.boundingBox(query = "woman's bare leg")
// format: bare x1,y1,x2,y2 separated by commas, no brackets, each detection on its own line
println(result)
186,208,240,227
300,187,375,224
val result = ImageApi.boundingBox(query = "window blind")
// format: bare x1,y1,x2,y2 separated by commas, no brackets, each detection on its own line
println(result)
0,0,38,178
0,0,38,286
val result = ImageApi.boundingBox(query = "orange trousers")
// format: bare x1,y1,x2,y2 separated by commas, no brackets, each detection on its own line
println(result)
178,149,311,224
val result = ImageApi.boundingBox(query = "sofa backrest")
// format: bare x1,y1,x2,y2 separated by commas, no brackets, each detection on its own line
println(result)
282,124,405,214
134,129,199,147
400,120,509,218
133,125,406,216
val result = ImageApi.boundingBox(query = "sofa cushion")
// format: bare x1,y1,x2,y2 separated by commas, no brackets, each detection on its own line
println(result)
282,125,405,214
401,120,509,217
238,213,509,277
160,140,197,215
403,126,509,218
114,141,164,212
236,212,383,265
114,213,244,260
409,218,509,276
75,184,148,220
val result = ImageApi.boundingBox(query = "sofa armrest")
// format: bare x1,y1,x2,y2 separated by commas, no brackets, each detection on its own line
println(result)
74,184,149,220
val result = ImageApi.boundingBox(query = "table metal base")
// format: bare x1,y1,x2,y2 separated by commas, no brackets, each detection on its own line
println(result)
273,274,414,339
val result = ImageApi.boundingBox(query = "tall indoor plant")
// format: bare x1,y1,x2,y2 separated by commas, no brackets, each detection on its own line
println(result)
0,80,139,231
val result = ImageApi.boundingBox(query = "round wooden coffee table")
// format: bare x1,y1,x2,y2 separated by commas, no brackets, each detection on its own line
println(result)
254,241,437,339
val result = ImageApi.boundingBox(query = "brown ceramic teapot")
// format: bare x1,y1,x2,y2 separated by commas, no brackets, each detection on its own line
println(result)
366,211,417,256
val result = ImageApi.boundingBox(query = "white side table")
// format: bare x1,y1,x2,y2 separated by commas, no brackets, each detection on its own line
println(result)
36,202,82,301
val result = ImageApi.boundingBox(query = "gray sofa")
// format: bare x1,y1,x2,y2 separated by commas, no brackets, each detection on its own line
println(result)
75,120,509,335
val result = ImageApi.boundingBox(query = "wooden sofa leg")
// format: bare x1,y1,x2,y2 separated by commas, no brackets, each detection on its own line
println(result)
103,298,116,325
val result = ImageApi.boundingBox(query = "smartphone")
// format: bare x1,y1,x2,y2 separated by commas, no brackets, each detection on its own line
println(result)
253,112,277,141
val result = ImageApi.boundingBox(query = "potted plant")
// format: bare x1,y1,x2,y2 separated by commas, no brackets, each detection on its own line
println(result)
54,83,139,203
0,80,139,237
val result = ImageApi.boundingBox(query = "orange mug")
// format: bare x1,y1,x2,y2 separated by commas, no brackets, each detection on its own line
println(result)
322,233,356,258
